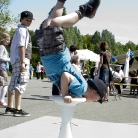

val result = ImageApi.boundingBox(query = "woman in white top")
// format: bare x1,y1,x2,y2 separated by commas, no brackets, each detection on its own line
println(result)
36,62,43,79
0,32,10,107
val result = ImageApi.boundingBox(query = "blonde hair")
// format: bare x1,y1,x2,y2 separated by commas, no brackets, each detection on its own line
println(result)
0,32,10,45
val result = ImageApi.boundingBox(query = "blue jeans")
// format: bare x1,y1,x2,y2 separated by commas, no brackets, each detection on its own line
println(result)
99,68,109,84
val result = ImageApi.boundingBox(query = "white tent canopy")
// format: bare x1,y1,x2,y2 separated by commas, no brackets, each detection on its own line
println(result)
77,49,100,62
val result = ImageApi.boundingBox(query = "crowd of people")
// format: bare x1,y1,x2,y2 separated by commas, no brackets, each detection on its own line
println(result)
0,0,137,118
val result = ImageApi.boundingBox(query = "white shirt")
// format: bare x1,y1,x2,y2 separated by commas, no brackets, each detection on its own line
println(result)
0,45,10,62
113,69,124,81
36,65,43,73
10,24,30,65
0,45,10,70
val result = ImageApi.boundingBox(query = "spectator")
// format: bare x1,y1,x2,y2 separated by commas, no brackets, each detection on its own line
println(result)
0,32,10,107
114,65,124,94
29,64,34,79
41,66,45,80
129,69,138,95
71,55,82,73
5,11,34,117
81,61,89,80
69,45,78,58
95,41,111,102
90,63,96,79
36,62,43,79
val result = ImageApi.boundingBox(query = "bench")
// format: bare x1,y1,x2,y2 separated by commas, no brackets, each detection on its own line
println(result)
110,82,138,87
110,82,138,101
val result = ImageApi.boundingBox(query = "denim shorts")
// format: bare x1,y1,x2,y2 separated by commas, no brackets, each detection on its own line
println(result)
41,47,87,97
99,68,109,84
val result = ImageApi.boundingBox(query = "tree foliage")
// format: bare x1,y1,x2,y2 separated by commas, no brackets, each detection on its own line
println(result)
3,4,138,74
91,31,101,54
101,29,117,56
0,0,18,28
63,26,83,48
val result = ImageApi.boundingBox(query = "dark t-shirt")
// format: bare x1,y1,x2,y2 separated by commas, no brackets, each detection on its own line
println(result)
129,72,138,84
100,50,111,69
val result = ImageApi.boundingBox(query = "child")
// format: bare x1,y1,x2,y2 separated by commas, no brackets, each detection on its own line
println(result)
36,0,106,103
5,11,34,117
0,32,10,107
129,69,138,95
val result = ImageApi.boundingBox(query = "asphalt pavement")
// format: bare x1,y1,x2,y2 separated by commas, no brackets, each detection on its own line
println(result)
0,77,138,138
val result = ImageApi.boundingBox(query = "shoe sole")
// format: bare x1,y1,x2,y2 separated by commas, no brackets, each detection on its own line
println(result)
14,114,30,117
4,112,14,116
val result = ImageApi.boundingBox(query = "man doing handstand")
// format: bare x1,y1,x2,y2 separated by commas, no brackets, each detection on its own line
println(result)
36,0,106,103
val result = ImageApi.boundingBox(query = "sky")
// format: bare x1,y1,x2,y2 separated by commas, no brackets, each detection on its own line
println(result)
9,0,138,45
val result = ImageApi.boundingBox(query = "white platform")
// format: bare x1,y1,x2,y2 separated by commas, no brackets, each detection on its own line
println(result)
0,116,138,138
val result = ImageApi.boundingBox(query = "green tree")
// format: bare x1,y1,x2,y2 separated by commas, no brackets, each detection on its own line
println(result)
0,0,18,28
136,44,138,50
82,34,94,50
30,54,41,71
28,30,40,68
63,26,82,48
8,27,16,36
115,42,125,55
29,30,36,46
125,41,136,51
91,31,101,54
73,27,83,49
